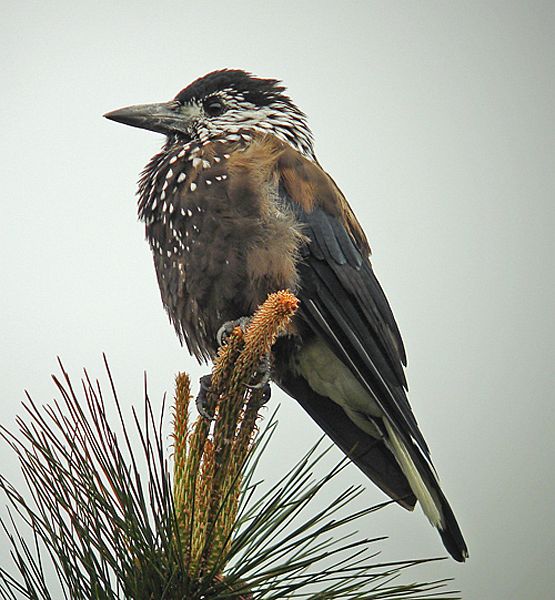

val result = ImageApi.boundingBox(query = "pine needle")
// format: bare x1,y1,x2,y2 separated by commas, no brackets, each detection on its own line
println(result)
0,292,459,599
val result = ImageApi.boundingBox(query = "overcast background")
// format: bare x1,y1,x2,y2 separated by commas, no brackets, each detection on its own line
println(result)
1,1,554,598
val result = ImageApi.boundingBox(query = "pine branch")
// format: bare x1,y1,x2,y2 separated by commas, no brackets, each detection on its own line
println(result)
0,291,459,599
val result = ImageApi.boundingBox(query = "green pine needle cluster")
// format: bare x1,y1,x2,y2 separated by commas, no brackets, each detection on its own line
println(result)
0,292,459,599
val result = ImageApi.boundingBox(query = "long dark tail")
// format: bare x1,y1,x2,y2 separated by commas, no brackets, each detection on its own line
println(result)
384,420,468,562
274,367,468,561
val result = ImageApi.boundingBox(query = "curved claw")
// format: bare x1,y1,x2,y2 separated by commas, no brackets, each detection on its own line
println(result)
195,374,215,420
245,382,272,407
244,352,272,396
260,383,271,406
216,317,251,347
244,368,271,390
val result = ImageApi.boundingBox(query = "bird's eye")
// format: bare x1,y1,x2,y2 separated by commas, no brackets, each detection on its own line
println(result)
204,98,225,117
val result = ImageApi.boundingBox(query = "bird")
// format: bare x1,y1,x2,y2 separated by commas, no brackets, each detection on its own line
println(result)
104,69,468,562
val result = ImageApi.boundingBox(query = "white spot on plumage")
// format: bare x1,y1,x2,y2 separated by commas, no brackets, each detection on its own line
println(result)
161,191,166,200
192,157,202,168
166,168,173,179
187,209,193,217
169,155,177,164
206,179,212,185
190,182,197,192
162,181,168,191
162,201,167,212
178,173,186,183
181,208,186,216
226,134,240,142
169,204,174,214
178,149,186,158
213,156,221,163
215,175,222,181
221,174,228,180
223,153,230,159
202,160,210,169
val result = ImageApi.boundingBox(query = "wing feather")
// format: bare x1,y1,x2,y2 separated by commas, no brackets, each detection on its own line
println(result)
277,151,431,459
273,140,468,561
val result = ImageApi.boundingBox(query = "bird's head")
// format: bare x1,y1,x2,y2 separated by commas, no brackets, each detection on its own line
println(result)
104,69,315,159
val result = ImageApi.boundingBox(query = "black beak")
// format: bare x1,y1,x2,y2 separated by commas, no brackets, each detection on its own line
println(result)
104,101,190,135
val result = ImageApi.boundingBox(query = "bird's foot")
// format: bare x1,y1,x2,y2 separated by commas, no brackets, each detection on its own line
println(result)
249,381,271,407
216,316,251,347
195,367,271,420
208,318,272,415
195,374,215,419
245,352,272,389
244,352,272,407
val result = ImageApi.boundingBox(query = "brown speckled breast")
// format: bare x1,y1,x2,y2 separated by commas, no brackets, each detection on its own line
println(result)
140,134,306,361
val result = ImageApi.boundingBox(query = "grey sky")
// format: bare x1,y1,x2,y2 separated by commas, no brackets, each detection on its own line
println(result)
1,1,554,598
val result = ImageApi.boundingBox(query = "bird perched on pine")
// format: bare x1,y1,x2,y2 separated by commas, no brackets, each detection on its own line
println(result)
105,69,468,562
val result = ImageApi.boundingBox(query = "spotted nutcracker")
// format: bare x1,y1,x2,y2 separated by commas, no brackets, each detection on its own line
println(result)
105,69,468,562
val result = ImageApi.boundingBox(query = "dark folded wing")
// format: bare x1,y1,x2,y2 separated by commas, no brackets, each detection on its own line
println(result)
274,145,468,561
272,362,417,509
277,162,433,464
